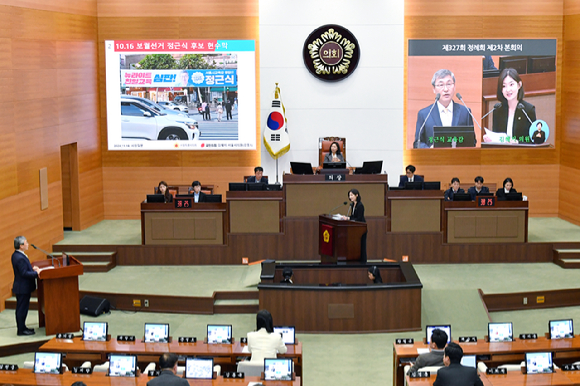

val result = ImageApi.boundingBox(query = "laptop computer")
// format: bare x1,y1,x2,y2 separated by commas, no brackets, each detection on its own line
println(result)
185,358,214,379
34,352,62,374
273,326,296,345
488,322,513,342
264,358,293,381
144,323,169,343
207,324,232,344
108,354,137,377
83,321,108,341
525,352,553,374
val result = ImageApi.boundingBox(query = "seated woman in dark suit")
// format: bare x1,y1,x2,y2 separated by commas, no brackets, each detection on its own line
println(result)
323,141,345,163
341,189,367,262
496,177,517,200
157,181,173,203
367,266,382,284
484,68,536,144
444,177,465,201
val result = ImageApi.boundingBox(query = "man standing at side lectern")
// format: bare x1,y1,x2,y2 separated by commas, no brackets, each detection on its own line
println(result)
11,236,40,336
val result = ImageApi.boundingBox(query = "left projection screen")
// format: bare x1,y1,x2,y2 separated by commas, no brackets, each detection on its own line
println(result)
105,40,256,151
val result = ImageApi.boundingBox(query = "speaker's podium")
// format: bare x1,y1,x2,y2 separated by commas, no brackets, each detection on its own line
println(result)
34,255,83,335
319,214,367,264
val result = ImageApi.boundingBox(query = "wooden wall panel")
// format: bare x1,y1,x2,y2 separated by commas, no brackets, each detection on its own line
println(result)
0,4,101,310
97,0,258,17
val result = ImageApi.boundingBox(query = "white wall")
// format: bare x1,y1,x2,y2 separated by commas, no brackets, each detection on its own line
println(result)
259,0,405,186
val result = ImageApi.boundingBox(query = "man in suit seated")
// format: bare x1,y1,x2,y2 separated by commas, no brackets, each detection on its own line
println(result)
398,165,424,187
407,328,448,374
189,181,207,203
247,166,268,184
444,177,465,201
467,176,490,201
414,69,474,148
433,342,483,386
147,353,188,386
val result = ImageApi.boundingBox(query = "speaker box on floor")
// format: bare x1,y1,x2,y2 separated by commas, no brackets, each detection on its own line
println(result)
79,295,110,317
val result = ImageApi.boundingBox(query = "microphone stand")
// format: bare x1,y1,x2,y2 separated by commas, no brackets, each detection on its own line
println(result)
328,202,347,216
414,93,440,149
31,244,61,267
456,93,481,146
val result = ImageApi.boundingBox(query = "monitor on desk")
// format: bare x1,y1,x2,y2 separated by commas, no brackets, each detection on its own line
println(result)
83,321,108,341
323,161,347,169
404,181,423,190
204,194,222,203
290,162,314,175
264,358,293,381
461,355,476,368
108,354,137,377
229,182,247,191
426,325,451,344
185,358,214,379
354,160,383,175
525,352,553,374
34,352,62,374
274,326,296,345
433,126,476,148
207,324,232,344
488,322,513,342
146,194,165,203
452,193,472,202
248,183,266,191
144,323,169,343
423,181,441,190
266,184,282,191
505,192,523,201
549,319,574,339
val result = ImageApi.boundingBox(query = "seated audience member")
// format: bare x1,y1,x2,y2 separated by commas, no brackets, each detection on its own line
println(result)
247,310,287,363
280,267,293,284
157,181,173,203
467,176,490,201
444,178,464,201
189,181,207,203
398,165,424,187
495,177,517,201
367,266,383,284
247,166,268,184
147,353,189,386
324,141,345,163
407,328,448,374
433,342,483,386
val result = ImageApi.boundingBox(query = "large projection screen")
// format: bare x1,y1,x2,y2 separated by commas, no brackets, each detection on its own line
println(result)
407,39,556,150
105,40,256,150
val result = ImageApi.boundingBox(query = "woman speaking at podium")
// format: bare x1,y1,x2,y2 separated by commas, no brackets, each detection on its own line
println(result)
342,189,367,262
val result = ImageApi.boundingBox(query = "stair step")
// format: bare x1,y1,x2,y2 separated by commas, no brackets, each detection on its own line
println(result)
554,258,580,269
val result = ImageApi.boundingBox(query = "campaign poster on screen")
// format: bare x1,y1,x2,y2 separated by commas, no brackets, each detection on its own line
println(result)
407,39,556,150
105,40,256,150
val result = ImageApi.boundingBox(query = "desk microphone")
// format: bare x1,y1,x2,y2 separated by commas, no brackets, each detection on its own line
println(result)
31,244,60,267
413,93,440,149
328,201,347,215
481,102,502,120
456,93,480,146
517,103,534,124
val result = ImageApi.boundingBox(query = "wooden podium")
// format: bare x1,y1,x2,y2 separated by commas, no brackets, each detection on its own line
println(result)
319,215,367,263
35,255,83,335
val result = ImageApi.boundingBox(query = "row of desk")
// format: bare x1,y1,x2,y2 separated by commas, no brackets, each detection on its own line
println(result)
0,371,299,386
40,337,302,381
408,369,580,386
394,336,580,386
141,174,528,245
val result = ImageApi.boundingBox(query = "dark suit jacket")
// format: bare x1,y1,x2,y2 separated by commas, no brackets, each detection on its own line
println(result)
467,186,490,201
399,175,424,188
349,202,366,223
11,250,37,295
496,188,518,201
247,176,269,184
433,363,483,386
415,101,473,148
532,129,546,144
407,349,445,374
492,100,536,143
444,188,465,201
146,370,189,386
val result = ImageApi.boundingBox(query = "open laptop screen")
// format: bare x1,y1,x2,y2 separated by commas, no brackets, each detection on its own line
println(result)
273,326,295,345
549,319,574,339
207,324,232,344
34,352,62,374
144,323,169,343
108,354,137,377
525,352,553,374
83,322,108,341
264,358,293,381
185,358,213,379
488,322,513,342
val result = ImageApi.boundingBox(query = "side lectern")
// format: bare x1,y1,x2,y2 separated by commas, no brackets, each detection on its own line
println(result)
319,214,367,263
35,256,83,335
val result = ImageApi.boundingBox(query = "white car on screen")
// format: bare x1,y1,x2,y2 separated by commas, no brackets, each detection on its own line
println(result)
121,100,200,140
158,100,188,113
121,96,198,129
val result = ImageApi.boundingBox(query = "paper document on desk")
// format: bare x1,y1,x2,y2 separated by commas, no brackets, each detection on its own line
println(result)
417,348,430,355
483,128,514,144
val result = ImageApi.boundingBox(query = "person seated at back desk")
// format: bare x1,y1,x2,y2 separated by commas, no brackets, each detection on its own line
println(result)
399,164,424,187
444,177,465,201
189,181,207,203
247,166,268,184
495,177,517,201
147,353,189,386
467,176,490,201
407,328,448,374
324,141,345,163
433,342,483,386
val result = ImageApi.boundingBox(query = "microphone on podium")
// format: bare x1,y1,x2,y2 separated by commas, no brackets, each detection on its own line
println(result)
31,244,60,267
481,102,502,120
328,201,348,215
518,103,534,125
413,93,440,149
